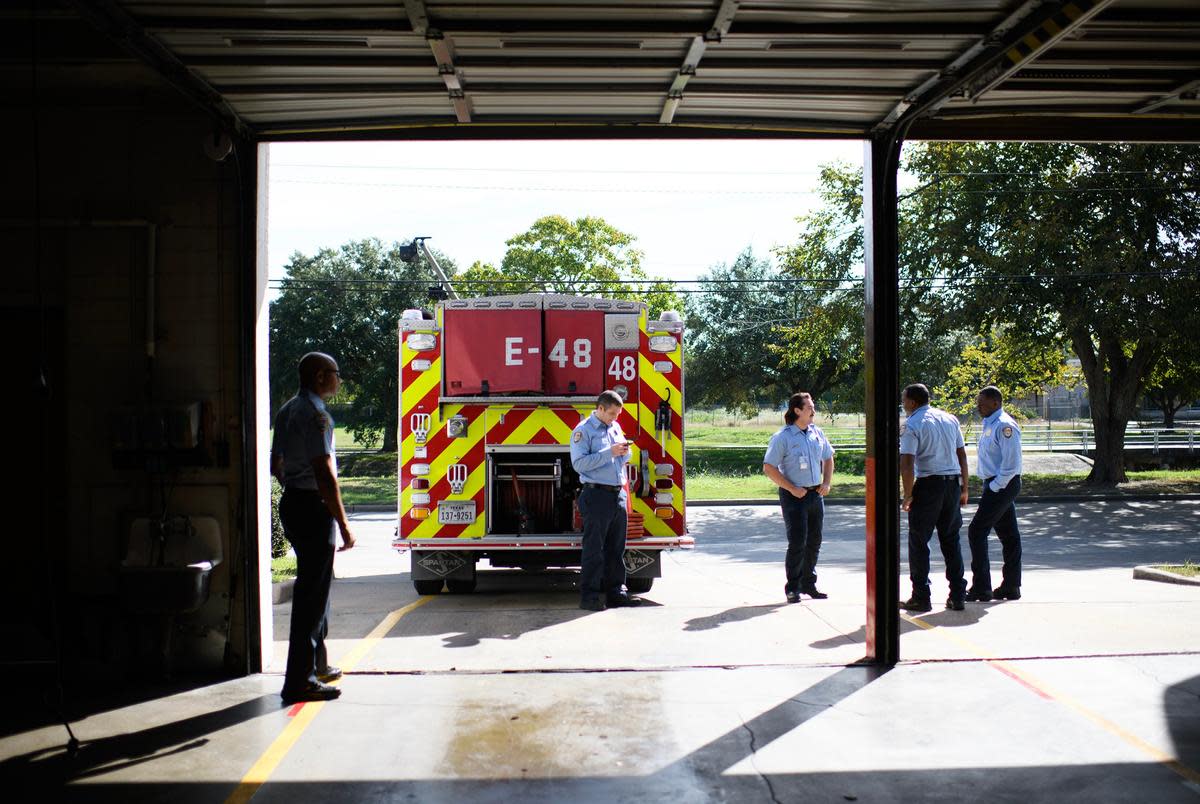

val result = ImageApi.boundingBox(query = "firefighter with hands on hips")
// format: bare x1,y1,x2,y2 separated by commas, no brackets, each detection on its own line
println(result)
571,390,642,611
899,383,969,613
966,385,1024,602
271,351,356,705
762,392,835,604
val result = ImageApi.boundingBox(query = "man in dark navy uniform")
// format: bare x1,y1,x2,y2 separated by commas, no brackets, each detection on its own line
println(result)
271,352,356,704
899,383,969,613
570,390,641,611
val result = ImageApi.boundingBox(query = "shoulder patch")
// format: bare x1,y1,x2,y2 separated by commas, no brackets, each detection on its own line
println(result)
573,429,584,443
1002,426,1013,438
314,412,329,432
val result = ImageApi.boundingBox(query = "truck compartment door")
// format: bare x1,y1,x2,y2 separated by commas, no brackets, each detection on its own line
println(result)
543,309,604,395
444,308,543,395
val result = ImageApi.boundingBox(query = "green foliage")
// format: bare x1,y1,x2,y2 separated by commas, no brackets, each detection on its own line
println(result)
270,237,453,451
1143,330,1200,426
902,142,1200,484
458,215,681,314
772,163,867,410
684,249,794,415
270,477,287,559
934,328,1078,418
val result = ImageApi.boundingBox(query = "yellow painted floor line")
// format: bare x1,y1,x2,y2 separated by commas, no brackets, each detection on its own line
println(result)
224,596,433,804
902,612,1200,785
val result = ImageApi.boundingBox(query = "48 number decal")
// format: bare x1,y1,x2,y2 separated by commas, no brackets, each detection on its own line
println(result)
608,355,636,382
548,338,592,368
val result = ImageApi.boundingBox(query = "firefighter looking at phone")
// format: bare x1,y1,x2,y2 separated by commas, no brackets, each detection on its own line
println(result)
570,390,642,611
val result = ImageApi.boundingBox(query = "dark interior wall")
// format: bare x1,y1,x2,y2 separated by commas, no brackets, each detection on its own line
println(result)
1,42,258,679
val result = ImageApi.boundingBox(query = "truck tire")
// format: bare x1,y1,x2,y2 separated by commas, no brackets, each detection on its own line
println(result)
413,579,444,595
626,577,653,594
446,577,477,594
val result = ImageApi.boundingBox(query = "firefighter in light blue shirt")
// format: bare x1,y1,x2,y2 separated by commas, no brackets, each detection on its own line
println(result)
570,390,637,611
966,385,1024,602
763,392,835,603
898,383,969,612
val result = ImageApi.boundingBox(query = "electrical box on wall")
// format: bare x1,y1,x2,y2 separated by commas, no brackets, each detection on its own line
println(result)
110,401,217,469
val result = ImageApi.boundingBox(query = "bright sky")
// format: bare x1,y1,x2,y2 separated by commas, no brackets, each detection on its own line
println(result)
267,139,864,284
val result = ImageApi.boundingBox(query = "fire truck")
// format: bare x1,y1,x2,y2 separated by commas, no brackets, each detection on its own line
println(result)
392,293,692,595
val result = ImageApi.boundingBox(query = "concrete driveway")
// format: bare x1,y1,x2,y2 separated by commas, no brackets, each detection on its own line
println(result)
4,501,1198,802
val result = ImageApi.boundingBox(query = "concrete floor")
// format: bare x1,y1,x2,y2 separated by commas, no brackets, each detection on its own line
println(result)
3,501,1199,802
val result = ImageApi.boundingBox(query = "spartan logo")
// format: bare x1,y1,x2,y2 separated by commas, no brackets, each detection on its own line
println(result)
417,551,467,578
623,549,654,575
410,413,431,444
447,463,468,495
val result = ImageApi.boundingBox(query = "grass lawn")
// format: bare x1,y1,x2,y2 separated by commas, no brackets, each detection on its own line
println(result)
1153,562,1199,577
271,555,297,583
340,476,398,506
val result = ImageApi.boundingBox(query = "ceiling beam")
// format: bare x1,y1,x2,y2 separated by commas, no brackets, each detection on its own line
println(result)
130,15,986,38
180,53,948,71
66,0,251,138
874,0,1117,134
1133,76,1200,114
659,0,738,124
404,0,470,122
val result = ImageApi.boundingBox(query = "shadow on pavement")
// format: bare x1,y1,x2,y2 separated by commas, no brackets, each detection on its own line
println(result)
0,694,277,791
683,603,787,632
1166,672,1200,776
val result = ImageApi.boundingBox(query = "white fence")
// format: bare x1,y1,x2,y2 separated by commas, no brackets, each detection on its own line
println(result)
695,425,1199,455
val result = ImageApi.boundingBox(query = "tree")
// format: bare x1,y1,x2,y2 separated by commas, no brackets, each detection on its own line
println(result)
270,238,452,452
934,328,1076,422
902,142,1200,484
1143,334,1200,428
459,215,681,314
772,163,868,411
769,162,966,411
684,249,795,415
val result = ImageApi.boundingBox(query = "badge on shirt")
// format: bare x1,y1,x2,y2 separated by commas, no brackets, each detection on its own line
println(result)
573,429,583,443
314,412,329,432
1002,426,1013,438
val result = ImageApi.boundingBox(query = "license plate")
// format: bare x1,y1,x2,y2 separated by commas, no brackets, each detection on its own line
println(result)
438,500,476,524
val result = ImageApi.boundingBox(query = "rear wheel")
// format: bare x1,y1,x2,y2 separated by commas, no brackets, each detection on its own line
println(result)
446,577,477,594
626,577,653,594
413,579,444,595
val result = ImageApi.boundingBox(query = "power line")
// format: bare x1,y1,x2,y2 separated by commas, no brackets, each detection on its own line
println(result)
272,162,830,178
270,178,822,196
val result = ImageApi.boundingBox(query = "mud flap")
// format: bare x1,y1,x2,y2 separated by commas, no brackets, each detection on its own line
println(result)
411,550,476,581
623,548,661,579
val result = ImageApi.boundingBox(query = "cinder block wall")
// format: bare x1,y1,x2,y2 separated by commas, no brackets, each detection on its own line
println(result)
2,65,258,679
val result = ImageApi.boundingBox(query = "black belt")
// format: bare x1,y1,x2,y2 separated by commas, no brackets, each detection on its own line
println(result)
919,474,961,481
583,482,621,492
805,485,821,491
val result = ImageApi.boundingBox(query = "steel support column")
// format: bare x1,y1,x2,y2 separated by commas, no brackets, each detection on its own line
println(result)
862,134,902,666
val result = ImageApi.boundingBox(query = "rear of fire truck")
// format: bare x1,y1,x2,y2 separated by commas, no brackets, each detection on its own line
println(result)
392,294,692,595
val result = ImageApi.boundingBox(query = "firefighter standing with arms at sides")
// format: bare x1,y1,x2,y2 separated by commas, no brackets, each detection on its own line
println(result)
271,351,356,704
966,385,1024,602
763,392,835,604
899,383,970,613
571,390,642,611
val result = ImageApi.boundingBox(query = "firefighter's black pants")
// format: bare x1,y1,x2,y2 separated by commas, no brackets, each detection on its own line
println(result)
967,475,1022,591
280,488,335,694
779,487,824,593
907,475,967,601
578,486,627,603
